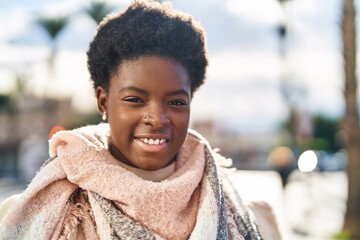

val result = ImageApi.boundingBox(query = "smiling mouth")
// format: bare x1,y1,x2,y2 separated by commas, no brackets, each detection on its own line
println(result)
139,138,168,145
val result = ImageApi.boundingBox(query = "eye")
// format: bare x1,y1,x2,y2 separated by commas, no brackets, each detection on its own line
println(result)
123,97,143,103
169,100,188,106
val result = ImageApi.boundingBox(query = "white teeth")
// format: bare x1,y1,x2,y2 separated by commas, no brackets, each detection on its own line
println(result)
140,138,166,145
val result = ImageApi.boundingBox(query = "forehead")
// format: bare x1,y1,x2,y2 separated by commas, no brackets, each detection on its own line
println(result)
110,56,191,92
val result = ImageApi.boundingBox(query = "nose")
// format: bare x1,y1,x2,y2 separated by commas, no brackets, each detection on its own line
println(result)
144,104,170,128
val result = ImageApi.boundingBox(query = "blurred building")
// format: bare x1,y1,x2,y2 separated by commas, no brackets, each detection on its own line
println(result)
192,119,280,170
0,95,72,180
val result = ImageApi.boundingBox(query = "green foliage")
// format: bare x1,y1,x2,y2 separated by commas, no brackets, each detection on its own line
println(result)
0,94,11,110
305,137,329,151
279,113,341,152
36,15,69,70
332,231,357,240
13,71,29,96
36,16,69,40
84,1,114,25
313,115,341,152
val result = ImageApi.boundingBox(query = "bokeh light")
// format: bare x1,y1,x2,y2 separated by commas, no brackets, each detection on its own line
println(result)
298,150,318,173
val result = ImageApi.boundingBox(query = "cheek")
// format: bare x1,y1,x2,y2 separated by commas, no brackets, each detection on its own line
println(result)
109,108,136,125
180,111,191,125
173,112,190,131
174,116,189,149
109,112,135,139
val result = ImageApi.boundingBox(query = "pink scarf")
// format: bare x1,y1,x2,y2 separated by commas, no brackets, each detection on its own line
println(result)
0,124,270,239
0,124,206,239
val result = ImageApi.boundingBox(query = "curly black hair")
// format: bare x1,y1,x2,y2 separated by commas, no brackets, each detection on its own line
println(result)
87,0,208,96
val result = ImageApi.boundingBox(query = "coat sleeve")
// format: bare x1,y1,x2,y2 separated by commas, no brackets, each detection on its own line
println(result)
248,201,282,240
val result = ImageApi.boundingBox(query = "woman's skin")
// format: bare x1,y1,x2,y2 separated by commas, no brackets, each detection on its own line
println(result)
96,56,192,171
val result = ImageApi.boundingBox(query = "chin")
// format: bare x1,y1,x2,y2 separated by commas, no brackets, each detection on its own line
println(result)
140,165,163,171
135,155,172,171
136,161,167,171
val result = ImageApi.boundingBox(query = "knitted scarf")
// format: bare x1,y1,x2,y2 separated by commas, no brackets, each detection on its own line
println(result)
0,124,263,240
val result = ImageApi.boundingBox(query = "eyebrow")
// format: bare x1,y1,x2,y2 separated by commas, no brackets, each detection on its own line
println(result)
120,86,190,98
119,86,148,95
166,89,190,98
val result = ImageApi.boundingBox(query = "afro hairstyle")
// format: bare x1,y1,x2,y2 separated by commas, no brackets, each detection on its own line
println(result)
87,0,208,96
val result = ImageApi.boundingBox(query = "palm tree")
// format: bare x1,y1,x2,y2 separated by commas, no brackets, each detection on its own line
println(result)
36,15,69,126
341,0,360,237
36,15,69,71
84,1,114,25
276,0,301,150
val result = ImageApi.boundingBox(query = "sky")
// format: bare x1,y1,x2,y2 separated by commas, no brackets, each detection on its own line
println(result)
0,0,352,134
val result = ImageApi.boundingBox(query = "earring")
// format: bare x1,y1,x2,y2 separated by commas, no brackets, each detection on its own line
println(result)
102,112,107,121
145,115,149,119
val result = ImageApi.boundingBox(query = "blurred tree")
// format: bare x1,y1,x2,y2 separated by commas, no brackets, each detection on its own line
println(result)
341,0,360,237
36,15,69,128
7,71,29,114
311,115,341,152
84,1,114,25
36,16,69,71
276,0,308,151
0,94,11,112
0,71,31,178
13,72,28,97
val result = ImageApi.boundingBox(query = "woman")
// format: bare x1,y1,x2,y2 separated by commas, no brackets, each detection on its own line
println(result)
0,1,281,239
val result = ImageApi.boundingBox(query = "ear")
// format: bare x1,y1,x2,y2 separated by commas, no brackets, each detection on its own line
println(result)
96,86,108,114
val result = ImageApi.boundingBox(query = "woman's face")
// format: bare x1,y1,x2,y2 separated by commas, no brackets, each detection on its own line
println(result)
96,56,191,171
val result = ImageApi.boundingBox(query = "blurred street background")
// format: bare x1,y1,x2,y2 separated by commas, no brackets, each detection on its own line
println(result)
1,0,359,239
